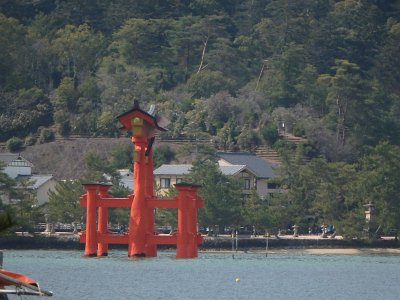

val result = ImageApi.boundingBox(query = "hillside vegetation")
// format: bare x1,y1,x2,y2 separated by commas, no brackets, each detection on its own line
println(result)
1,1,400,237
0,1,399,158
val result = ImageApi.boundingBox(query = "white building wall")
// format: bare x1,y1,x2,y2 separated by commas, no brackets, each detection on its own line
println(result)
35,179,57,206
4,166,31,178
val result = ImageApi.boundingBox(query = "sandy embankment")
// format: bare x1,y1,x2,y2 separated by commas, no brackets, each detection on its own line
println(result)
301,248,400,255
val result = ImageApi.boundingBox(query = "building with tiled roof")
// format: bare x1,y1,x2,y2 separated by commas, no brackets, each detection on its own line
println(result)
0,153,56,206
0,153,33,178
216,152,278,199
154,152,278,199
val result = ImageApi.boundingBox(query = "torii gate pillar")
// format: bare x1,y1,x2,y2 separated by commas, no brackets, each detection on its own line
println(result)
117,101,166,257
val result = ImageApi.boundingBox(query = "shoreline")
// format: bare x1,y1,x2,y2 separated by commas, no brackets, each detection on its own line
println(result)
200,248,400,255
1,234,399,255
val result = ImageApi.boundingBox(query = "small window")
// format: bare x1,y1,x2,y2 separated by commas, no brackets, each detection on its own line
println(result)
176,178,183,184
160,178,171,188
267,182,277,189
243,179,251,190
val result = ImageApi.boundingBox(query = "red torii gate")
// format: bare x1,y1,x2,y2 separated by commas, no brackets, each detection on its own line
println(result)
79,102,204,258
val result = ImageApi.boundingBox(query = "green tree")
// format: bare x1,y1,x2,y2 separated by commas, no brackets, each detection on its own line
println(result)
237,124,260,152
52,24,106,82
82,151,119,184
97,111,120,137
187,160,243,231
352,142,400,239
110,143,132,170
318,59,366,159
5,178,42,233
153,144,175,169
38,128,55,144
0,208,14,233
243,190,270,233
272,147,362,237
6,137,24,152
0,162,16,233
155,186,178,229
374,18,400,93
111,18,170,68
51,77,78,112
0,14,27,90
204,92,236,134
0,88,53,141
47,180,84,224
186,70,234,98
261,124,279,146
215,118,237,150
258,44,307,108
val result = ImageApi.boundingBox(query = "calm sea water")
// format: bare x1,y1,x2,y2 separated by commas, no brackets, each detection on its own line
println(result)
3,249,400,300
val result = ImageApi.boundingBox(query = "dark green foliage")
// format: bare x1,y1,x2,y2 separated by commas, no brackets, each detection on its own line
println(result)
0,88,53,141
47,180,84,224
6,137,24,152
0,163,17,233
153,144,175,168
0,209,14,233
110,143,132,169
24,135,37,146
261,124,279,146
1,2,398,146
38,128,55,144
186,70,235,98
1,0,400,238
243,190,271,231
187,160,244,229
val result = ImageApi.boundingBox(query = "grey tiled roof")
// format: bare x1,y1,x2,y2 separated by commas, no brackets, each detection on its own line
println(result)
28,174,54,189
154,164,193,175
154,164,248,176
219,165,247,175
15,174,54,189
217,152,276,178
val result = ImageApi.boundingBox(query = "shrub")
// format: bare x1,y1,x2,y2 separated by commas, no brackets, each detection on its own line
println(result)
261,124,279,146
293,123,306,137
6,137,25,152
38,128,55,144
24,135,37,146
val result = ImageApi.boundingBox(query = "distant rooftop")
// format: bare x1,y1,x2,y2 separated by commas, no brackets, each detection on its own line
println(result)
0,153,33,167
219,165,247,175
28,174,54,189
154,164,248,176
15,174,54,189
217,152,276,178
154,164,192,176
118,169,133,191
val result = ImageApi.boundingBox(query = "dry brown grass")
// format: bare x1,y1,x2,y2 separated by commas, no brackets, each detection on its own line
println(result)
16,138,189,179
21,138,131,179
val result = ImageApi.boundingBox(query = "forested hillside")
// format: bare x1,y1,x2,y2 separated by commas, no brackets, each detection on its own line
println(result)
1,1,400,236
1,0,399,157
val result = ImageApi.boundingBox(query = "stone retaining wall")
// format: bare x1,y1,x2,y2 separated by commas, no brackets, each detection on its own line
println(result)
0,235,398,251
